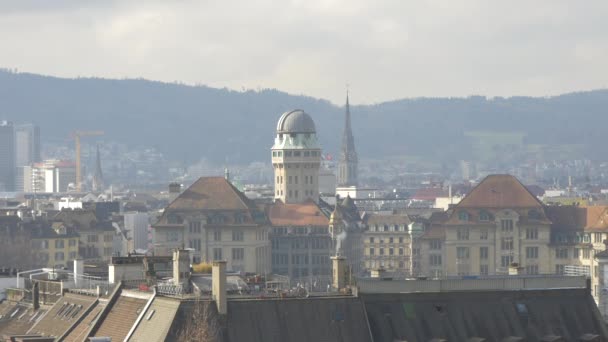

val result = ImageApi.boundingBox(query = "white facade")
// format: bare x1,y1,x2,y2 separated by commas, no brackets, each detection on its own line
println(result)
21,159,76,193
336,186,380,200
125,212,150,252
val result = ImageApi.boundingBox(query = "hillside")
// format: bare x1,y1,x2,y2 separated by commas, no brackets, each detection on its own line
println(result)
1,69,607,164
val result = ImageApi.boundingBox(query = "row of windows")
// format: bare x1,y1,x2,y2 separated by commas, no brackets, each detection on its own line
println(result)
368,236,406,244
458,210,542,222
367,260,406,269
455,227,539,241
369,224,407,232
272,150,320,157
369,247,405,256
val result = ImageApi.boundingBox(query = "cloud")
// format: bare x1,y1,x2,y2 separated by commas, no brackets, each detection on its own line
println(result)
0,0,607,104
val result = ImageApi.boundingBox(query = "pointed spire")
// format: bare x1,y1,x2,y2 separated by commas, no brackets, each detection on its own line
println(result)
92,144,104,192
338,87,358,187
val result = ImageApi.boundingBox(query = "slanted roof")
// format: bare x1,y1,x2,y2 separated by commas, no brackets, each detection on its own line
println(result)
0,302,45,338
167,177,255,211
268,201,328,227
128,297,180,342
362,289,608,342
62,301,106,342
224,297,372,342
545,205,608,233
456,175,543,209
366,214,411,226
28,293,97,338
92,293,149,341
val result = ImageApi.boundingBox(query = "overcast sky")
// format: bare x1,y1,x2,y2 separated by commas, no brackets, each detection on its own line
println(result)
1,0,607,104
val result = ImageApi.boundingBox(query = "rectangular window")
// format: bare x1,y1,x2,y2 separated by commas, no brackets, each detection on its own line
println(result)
456,247,470,259
55,240,65,249
501,255,514,268
214,230,221,241
55,252,65,261
399,247,404,256
480,247,489,259
574,248,580,258
480,264,489,276
555,264,565,275
369,247,375,256
389,248,394,256
501,219,514,233
594,233,603,243
501,238,514,250
583,248,591,259
526,246,538,259
380,248,385,256
525,264,539,275
69,239,76,247
232,230,244,241
430,254,442,266
69,252,77,259
555,248,568,259
369,237,375,243
457,228,469,240
480,229,488,240
526,228,538,240
399,237,404,243
389,237,394,243
430,239,442,250
232,248,244,260
213,248,222,261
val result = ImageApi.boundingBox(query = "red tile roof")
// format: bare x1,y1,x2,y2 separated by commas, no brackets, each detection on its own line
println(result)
456,175,543,209
167,177,255,211
268,201,328,226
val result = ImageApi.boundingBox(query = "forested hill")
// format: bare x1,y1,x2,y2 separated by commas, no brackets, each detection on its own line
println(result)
1,69,607,164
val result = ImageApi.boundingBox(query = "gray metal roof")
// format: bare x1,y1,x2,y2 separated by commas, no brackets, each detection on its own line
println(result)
276,110,316,134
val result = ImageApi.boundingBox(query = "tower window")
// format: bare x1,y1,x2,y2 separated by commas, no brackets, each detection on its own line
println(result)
278,151,282,157
285,151,292,157
294,151,301,157
272,151,277,157
304,151,310,157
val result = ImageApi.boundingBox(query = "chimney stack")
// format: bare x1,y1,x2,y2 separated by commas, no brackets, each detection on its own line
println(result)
212,261,227,315
73,258,84,287
332,256,346,290
173,249,191,286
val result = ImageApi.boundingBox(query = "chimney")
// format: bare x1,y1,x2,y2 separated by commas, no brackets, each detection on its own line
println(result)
74,258,84,287
173,249,191,286
332,256,346,290
212,261,227,315
508,262,524,276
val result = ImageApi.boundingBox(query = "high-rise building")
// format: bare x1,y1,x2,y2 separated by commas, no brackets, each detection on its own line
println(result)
0,121,15,191
22,159,76,193
15,123,41,167
337,91,358,187
124,212,150,252
271,109,321,204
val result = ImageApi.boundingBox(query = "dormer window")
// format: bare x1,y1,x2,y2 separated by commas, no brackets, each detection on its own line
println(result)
458,211,469,221
479,211,490,221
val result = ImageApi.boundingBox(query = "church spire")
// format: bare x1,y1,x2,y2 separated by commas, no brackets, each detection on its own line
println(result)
337,88,358,187
92,144,104,192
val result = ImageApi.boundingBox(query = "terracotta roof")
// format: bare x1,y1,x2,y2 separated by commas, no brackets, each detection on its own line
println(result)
93,294,149,341
62,301,106,342
584,206,608,231
456,175,543,209
366,214,411,226
128,297,180,342
28,293,97,338
268,201,328,226
167,177,255,211
547,205,608,232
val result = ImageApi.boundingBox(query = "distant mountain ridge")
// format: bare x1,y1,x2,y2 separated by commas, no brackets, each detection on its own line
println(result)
1,69,607,164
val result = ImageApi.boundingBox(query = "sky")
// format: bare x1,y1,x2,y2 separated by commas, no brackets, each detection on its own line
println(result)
0,0,607,104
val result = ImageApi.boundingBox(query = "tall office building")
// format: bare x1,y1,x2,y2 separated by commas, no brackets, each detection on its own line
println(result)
15,123,41,167
0,121,15,191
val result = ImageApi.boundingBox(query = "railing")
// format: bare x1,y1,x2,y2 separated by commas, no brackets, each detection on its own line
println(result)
357,275,588,294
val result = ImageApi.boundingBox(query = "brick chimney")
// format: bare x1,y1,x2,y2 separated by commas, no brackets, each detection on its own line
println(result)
212,261,227,315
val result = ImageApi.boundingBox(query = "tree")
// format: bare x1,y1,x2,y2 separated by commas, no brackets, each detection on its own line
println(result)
175,299,220,342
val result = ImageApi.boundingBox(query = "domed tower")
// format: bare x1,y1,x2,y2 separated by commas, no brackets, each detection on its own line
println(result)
271,109,322,204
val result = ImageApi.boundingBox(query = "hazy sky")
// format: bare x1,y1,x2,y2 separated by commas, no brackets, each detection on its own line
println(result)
1,0,607,104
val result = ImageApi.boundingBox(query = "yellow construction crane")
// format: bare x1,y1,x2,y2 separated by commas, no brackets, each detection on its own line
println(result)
72,130,104,192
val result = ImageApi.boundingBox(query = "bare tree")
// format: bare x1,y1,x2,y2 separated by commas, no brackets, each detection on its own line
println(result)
176,299,220,342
